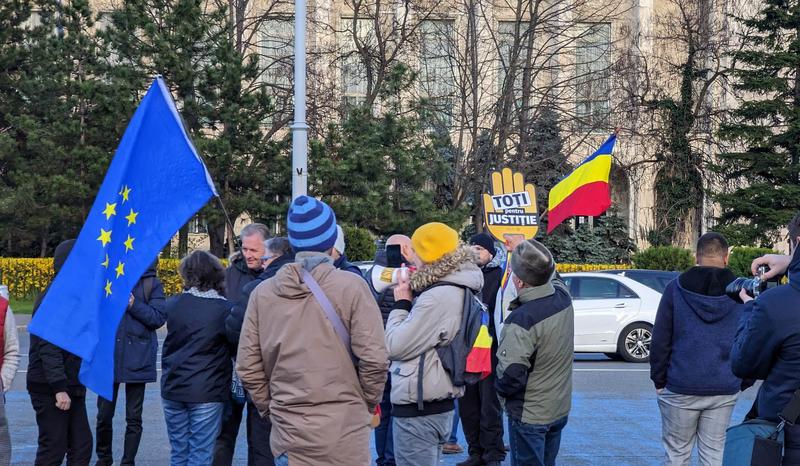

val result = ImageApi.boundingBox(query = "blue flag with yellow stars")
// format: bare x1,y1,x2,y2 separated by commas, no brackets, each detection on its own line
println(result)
28,77,217,400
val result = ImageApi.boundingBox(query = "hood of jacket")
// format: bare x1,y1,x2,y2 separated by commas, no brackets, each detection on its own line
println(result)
674,266,739,323
141,260,158,279
53,239,76,273
678,266,736,296
411,246,483,292
266,252,335,300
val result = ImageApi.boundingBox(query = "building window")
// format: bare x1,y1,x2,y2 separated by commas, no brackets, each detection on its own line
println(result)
341,18,374,114
259,17,294,121
575,23,611,129
187,215,207,234
419,20,456,129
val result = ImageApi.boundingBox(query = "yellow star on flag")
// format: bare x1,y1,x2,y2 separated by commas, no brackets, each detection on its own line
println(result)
104,279,113,297
124,235,135,252
102,202,117,220
125,209,138,227
115,261,125,279
97,228,112,247
101,254,109,268
119,185,132,203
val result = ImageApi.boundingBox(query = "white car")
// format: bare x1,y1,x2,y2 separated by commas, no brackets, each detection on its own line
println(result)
561,272,664,363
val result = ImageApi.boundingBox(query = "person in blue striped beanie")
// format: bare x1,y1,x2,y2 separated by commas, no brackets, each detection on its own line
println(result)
286,195,339,253
236,194,389,466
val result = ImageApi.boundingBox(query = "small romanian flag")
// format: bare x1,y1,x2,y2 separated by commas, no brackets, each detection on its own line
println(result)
547,134,617,233
465,312,493,380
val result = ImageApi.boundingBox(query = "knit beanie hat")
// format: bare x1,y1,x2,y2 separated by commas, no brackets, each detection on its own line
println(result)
470,233,497,259
287,196,338,253
334,225,346,255
412,222,459,264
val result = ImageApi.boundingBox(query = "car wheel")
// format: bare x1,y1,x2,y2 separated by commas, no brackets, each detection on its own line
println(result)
617,323,653,363
604,352,623,361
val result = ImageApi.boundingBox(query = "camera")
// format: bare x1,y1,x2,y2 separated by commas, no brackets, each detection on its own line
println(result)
726,266,782,303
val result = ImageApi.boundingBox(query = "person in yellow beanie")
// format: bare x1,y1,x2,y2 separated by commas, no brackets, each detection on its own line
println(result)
411,222,460,264
385,222,484,466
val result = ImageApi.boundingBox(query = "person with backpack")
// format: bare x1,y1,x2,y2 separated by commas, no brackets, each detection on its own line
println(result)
385,222,483,466
495,239,573,466
95,261,166,466
236,196,388,466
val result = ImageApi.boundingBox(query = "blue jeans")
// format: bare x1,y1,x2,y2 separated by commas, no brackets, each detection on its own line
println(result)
448,400,460,444
163,399,224,466
375,376,395,465
508,416,568,466
274,453,288,466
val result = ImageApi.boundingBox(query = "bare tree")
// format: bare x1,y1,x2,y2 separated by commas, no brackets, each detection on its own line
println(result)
613,0,752,246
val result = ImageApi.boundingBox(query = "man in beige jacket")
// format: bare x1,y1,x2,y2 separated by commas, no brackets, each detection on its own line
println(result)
237,196,388,466
386,222,483,466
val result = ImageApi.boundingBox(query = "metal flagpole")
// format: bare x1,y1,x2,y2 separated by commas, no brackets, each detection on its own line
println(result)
291,0,309,199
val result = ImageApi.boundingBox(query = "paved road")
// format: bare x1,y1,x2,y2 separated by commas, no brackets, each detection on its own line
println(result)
7,316,756,465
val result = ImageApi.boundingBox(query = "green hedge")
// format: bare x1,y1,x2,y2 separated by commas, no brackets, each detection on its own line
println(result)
342,225,377,262
632,246,694,272
728,247,776,277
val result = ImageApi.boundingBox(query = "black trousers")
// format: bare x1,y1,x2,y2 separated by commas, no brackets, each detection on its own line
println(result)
459,367,505,462
30,392,92,466
212,399,274,466
95,383,146,466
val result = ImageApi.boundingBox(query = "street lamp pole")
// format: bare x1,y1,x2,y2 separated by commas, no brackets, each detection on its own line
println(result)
291,0,309,199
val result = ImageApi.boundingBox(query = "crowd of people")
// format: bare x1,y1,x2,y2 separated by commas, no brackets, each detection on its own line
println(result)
1,198,800,466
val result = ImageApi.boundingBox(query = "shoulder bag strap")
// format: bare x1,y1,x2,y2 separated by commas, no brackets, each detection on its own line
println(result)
301,268,356,363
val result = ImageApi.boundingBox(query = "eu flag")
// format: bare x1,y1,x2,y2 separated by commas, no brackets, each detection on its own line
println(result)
28,77,217,399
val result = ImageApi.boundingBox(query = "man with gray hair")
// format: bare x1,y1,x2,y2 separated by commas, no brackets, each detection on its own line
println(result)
495,239,574,466
222,236,295,466
215,222,269,466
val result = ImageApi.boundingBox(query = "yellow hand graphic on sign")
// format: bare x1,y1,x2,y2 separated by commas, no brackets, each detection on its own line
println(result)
482,168,539,241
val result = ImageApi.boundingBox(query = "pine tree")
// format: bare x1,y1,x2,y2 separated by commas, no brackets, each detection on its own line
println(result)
0,0,130,256
715,0,800,246
102,0,288,257
309,64,467,235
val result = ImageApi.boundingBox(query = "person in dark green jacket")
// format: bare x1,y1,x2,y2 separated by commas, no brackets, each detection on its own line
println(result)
495,239,573,466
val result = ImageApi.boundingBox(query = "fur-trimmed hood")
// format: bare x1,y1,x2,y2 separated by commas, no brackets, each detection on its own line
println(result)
411,246,483,292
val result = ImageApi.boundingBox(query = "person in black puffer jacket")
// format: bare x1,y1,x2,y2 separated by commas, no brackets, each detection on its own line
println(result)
367,234,419,466
224,236,293,466
162,250,232,466
27,239,93,466
95,261,166,466
215,223,268,466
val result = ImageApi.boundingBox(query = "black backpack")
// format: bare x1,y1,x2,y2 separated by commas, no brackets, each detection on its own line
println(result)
423,281,491,387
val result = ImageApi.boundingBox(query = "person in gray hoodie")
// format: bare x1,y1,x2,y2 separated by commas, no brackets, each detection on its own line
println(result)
386,222,483,466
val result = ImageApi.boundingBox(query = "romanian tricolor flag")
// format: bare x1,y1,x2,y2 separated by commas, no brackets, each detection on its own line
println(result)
465,312,493,380
547,134,617,233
